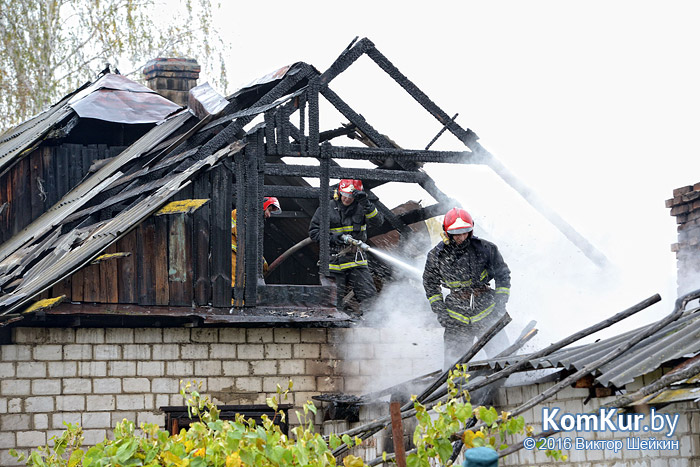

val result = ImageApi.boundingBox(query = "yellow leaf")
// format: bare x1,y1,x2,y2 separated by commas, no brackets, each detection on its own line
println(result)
193,447,205,457
343,454,364,467
226,452,242,467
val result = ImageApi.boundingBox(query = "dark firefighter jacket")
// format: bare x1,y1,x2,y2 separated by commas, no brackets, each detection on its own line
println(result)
423,235,511,326
309,198,383,272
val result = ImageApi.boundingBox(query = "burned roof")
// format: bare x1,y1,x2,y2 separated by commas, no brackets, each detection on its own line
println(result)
0,37,609,327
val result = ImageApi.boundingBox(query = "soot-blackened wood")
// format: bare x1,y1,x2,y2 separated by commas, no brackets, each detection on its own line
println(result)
68,144,82,188
233,153,245,307
136,218,157,305
43,147,57,207
298,94,307,155
192,173,211,305
168,213,193,306
55,146,69,201
29,151,45,222
100,243,119,303
211,162,232,307
13,156,31,235
264,110,277,156
117,229,137,303
278,102,292,155
318,144,331,277
307,82,320,156
243,130,263,305
154,215,170,305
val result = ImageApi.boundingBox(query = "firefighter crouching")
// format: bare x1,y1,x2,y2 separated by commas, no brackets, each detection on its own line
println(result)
423,207,511,367
309,179,384,316
231,197,281,287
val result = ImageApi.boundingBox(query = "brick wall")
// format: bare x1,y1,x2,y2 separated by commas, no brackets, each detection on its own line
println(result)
667,183,700,295
0,325,442,465
497,380,700,466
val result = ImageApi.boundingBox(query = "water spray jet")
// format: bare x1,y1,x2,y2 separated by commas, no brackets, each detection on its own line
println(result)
340,234,423,278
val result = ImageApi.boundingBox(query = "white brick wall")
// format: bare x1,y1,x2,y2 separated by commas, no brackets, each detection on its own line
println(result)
497,379,700,467
0,325,444,466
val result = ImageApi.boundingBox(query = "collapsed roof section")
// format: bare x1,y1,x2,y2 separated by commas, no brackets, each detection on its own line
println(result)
0,37,607,326
0,73,182,175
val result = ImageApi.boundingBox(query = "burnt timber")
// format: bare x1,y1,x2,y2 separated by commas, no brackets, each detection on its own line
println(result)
0,37,607,328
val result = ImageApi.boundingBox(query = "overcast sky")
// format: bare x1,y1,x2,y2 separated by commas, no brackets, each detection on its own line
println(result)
188,1,700,344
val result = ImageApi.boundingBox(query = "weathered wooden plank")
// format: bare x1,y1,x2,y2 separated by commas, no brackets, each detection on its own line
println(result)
192,172,211,305
70,267,85,302
12,156,31,235
168,213,193,306
154,215,170,305
42,147,57,207
136,218,157,305
55,145,69,200
211,163,232,307
82,263,101,302
117,229,137,303
29,150,45,222
51,277,72,302
68,144,82,188
99,243,119,303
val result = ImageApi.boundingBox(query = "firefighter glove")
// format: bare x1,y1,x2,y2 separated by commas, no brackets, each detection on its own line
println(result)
353,190,367,202
330,232,346,245
495,293,508,312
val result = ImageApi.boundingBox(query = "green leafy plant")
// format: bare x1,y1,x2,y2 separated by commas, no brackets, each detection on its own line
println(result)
404,364,565,466
12,371,564,466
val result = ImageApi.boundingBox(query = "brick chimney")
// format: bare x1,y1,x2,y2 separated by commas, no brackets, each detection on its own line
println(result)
142,58,201,107
666,182,700,295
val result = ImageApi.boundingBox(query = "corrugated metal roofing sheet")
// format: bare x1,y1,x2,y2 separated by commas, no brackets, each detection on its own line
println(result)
472,307,700,388
0,73,180,175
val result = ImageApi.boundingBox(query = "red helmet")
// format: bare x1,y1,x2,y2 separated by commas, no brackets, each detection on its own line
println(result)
443,208,474,234
263,197,281,212
338,179,363,197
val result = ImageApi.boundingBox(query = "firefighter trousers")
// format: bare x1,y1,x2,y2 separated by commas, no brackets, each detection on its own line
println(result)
332,266,377,313
442,307,510,370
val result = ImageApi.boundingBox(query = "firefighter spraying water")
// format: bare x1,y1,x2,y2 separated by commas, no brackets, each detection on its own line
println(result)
338,234,423,278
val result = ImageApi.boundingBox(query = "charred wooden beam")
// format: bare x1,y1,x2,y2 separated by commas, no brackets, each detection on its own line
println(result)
263,186,319,199
194,64,316,163
318,144,331,277
211,161,232,307
263,164,427,183
329,146,480,164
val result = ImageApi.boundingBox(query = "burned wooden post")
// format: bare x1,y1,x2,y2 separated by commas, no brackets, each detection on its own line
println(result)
318,143,331,277
210,159,233,308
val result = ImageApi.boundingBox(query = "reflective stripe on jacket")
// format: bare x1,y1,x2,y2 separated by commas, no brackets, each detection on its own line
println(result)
423,236,510,324
309,198,383,270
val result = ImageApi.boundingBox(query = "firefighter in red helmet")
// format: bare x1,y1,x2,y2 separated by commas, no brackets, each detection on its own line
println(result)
423,207,511,367
231,197,281,287
309,179,383,316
